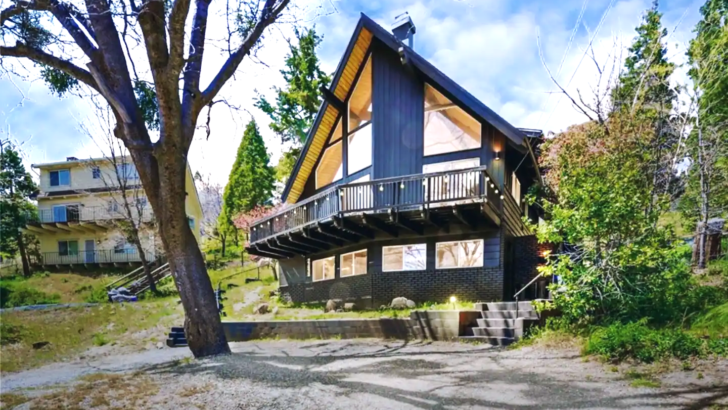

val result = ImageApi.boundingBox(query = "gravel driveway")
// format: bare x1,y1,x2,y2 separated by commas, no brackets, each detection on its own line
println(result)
2,339,727,409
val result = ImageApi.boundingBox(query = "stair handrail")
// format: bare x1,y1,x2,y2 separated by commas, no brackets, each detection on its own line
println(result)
514,272,544,319
105,264,147,290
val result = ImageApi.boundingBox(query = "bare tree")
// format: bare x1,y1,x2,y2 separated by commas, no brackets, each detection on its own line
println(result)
1,0,298,356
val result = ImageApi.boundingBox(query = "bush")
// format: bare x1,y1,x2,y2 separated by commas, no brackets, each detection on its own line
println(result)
0,282,60,308
0,322,25,345
84,287,110,303
92,332,111,346
585,320,706,363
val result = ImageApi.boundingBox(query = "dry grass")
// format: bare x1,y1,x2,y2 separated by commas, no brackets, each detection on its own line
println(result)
27,373,159,410
0,392,30,409
0,300,183,373
178,383,212,398
3,272,117,304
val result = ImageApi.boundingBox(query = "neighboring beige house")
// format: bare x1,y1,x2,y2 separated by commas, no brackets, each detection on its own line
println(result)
23,156,203,266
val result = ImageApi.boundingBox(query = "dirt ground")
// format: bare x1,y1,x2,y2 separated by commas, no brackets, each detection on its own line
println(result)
1,339,727,409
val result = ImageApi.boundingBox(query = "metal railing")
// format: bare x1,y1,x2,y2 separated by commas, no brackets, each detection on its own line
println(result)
36,206,154,224
40,249,149,265
250,166,503,244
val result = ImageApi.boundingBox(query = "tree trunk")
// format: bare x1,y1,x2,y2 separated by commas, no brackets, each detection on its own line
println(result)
271,261,278,281
220,234,226,258
151,154,229,358
696,116,709,270
134,239,157,294
17,232,31,277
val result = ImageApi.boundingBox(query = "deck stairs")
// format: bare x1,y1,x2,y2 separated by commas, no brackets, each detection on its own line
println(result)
105,261,172,296
460,301,543,346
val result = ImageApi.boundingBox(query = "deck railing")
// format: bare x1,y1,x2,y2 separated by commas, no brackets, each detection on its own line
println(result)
37,206,154,224
250,166,503,244
39,248,152,265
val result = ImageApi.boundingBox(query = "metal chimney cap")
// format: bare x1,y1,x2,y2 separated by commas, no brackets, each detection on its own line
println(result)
392,12,416,34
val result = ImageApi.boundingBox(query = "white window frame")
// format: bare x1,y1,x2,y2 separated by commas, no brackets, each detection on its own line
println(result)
435,239,484,269
382,244,427,272
340,249,368,277
511,172,522,206
311,256,335,282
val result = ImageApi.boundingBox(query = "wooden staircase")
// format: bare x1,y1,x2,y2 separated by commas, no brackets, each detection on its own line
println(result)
460,301,542,346
105,261,172,296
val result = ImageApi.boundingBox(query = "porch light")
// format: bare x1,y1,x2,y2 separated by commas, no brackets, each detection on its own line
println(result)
490,184,495,188
284,215,288,218
495,152,501,161
326,196,330,201
500,195,504,199
449,296,457,303
494,189,499,194
400,183,405,189
379,185,384,191
486,176,490,182
340,191,344,196
303,206,307,210
293,210,296,215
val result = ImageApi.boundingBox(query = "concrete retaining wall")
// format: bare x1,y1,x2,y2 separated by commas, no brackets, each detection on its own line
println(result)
222,310,481,342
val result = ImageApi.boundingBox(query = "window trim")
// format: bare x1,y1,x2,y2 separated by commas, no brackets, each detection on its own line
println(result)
340,248,368,277
435,239,484,269
311,256,336,282
382,243,427,272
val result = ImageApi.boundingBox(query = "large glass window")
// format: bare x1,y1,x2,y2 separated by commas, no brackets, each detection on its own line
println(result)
383,244,427,271
340,249,367,277
436,240,483,269
49,169,70,186
315,142,342,189
511,172,522,205
312,256,335,282
58,240,78,256
348,55,372,174
424,84,481,156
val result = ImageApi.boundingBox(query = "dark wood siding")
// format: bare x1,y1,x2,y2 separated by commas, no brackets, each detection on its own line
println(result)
372,40,424,179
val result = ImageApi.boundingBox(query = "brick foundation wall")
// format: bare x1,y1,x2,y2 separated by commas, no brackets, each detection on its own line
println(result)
512,235,540,289
280,274,372,307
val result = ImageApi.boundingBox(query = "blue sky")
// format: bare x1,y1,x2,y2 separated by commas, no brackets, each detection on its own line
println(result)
0,0,704,185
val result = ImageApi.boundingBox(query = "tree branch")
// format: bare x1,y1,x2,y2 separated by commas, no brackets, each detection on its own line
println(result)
199,0,289,108
137,0,170,72
0,42,98,91
167,0,192,73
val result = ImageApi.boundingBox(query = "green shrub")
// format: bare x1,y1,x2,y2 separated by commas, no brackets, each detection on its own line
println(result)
92,332,111,346
0,282,60,308
0,322,25,345
84,287,110,303
585,320,706,363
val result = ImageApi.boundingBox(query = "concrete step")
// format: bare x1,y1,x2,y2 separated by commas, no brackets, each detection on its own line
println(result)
166,337,187,348
171,326,184,333
481,310,539,319
168,331,186,340
456,336,514,346
477,301,536,312
471,327,518,338
477,318,518,328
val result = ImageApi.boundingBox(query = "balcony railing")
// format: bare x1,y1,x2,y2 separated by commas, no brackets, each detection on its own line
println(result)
250,166,503,244
37,206,154,224
38,248,154,265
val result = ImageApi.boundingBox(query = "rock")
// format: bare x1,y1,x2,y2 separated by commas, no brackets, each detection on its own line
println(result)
156,342,164,349
233,302,245,312
32,341,50,350
344,303,355,311
106,323,115,330
390,297,409,309
405,299,416,309
379,305,388,310
335,308,343,313
254,303,269,314
268,290,277,298
272,306,279,316
325,299,337,313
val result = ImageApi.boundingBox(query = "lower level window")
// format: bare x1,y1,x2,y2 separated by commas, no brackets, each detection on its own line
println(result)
340,249,367,277
58,240,78,256
114,242,136,254
383,244,426,271
436,240,483,268
312,256,335,282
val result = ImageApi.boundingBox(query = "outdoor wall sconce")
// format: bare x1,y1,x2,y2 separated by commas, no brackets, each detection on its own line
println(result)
495,151,501,161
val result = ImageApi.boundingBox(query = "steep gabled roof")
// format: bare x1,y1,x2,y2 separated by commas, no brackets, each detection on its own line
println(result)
282,13,528,203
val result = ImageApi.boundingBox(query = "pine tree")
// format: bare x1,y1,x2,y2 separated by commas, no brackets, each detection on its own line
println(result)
255,27,330,183
611,0,676,113
0,141,39,276
682,0,728,268
221,119,274,229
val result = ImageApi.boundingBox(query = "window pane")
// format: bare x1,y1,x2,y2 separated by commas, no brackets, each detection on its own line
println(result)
313,257,335,281
436,242,458,269
312,259,323,281
458,240,483,267
512,173,522,206
403,244,427,270
92,167,101,179
383,246,403,272
323,257,335,280
68,241,79,255
340,253,353,277
50,171,59,186
348,124,371,174
59,170,70,185
58,241,68,256
316,141,342,189
353,250,367,275
424,84,481,156
330,117,343,143
349,55,372,130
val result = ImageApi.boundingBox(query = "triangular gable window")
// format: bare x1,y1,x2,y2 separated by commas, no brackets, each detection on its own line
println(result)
315,117,343,189
347,55,372,175
424,84,481,156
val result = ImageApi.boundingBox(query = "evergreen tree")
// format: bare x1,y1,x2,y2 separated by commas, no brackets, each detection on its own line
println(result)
611,0,676,113
0,142,39,276
681,0,728,268
221,119,274,231
256,27,330,183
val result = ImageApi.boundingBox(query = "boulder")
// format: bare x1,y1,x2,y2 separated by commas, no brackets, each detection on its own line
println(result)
405,299,416,309
390,297,410,309
254,303,269,314
325,299,337,312
344,303,356,312
272,306,279,316
32,341,50,350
